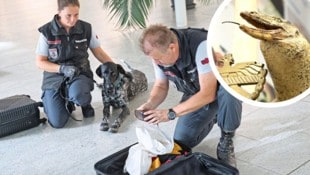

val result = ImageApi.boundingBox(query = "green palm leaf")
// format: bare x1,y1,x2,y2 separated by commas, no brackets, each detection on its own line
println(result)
102,0,153,30
101,0,216,30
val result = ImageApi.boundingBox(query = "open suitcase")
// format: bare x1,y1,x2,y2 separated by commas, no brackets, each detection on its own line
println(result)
0,95,46,138
94,143,239,175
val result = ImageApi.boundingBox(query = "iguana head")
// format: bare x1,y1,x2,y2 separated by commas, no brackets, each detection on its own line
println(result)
239,11,301,41
238,11,310,101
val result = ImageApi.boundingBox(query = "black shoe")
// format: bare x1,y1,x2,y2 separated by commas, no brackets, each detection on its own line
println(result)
66,101,76,114
82,104,95,118
217,131,237,168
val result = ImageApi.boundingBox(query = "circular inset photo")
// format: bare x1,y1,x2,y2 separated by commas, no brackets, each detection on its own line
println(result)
207,0,310,107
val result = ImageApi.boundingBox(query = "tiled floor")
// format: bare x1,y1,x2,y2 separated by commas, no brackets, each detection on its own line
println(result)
0,0,309,175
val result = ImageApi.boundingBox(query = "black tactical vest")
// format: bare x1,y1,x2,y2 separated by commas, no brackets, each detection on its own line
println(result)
158,28,208,101
38,15,92,90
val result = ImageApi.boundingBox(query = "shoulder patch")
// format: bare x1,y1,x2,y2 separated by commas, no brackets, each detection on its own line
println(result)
201,57,209,65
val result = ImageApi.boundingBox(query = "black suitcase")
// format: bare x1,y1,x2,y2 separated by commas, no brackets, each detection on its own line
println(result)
0,95,47,138
94,143,239,175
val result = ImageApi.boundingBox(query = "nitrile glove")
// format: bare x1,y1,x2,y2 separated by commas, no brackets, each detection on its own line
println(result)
59,65,79,78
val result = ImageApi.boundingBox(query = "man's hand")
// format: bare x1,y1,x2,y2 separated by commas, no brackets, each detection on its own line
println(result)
136,102,154,112
59,65,79,78
143,109,170,124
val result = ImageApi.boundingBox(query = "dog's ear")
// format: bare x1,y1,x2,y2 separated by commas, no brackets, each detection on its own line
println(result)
117,64,133,80
126,72,133,81
116,64,126,74
96,65,102,78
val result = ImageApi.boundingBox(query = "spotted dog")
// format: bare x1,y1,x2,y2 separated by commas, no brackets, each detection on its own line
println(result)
96,61,148,132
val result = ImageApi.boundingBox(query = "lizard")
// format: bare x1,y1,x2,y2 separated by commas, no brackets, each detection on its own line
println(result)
238,11,310,101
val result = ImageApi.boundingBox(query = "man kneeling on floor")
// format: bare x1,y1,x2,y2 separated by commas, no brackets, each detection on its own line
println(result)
136,24,242,167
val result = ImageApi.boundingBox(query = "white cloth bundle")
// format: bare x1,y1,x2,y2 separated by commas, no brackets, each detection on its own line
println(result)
124,125,174,175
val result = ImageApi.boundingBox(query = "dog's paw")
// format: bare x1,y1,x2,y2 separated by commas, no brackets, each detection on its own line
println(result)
109,121,120,133
109,127,118,133
100,122,109,131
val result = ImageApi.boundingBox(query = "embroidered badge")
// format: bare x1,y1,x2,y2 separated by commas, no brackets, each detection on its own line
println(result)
48,48,58,60
187,67,197,74
75,38,87,43
201,57,209,65
164,71,176,77
48,40,61,45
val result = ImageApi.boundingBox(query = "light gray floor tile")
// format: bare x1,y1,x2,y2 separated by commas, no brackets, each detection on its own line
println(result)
237,160,281,175
289,160,310,175
238,132,310,174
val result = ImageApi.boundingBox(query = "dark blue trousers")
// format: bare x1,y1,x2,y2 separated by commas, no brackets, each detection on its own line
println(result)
174,85,242,148
42,75,94,128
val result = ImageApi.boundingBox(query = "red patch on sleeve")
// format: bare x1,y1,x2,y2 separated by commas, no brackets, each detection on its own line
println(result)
201,57,209,65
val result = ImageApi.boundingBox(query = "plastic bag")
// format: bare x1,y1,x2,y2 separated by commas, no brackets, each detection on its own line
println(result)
124,125,174,175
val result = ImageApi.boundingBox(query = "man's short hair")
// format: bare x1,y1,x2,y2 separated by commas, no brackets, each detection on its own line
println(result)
139,24,177,54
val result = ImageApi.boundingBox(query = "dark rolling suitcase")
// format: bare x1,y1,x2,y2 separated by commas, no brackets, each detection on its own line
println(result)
94,143,239,175
0,95,47,138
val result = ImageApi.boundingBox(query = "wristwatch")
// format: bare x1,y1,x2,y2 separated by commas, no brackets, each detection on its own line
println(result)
167,108,176,120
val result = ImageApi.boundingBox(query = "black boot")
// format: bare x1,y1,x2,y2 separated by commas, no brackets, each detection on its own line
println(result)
217,131,237,167
82,104,95,118
66,101,76,114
